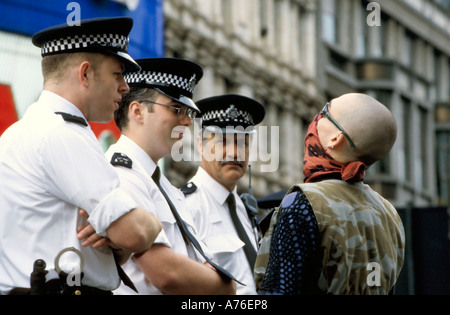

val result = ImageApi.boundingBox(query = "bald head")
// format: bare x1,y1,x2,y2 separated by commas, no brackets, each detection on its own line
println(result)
319,93,397,165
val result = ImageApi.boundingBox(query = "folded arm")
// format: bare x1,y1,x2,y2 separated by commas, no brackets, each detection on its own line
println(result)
133,244,236,295
77,208,162,264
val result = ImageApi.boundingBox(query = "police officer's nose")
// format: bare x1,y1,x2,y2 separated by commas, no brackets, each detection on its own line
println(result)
120,78,130,94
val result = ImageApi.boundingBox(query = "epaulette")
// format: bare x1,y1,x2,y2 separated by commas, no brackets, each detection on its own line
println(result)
55,112,88,127
110,152,133,169
180,182,197,195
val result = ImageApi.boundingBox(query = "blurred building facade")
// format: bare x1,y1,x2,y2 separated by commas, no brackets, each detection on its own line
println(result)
163,0,450,211
0,0,449,209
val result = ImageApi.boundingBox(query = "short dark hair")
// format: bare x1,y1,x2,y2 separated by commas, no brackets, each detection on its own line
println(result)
114,87,158,131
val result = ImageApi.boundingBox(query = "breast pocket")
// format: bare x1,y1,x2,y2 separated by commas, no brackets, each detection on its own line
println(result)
153,200,176,225
204,233,244,255
153,198,199,241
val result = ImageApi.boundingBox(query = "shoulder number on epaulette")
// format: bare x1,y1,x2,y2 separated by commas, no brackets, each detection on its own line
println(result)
180,182,197,195
110,152,133,169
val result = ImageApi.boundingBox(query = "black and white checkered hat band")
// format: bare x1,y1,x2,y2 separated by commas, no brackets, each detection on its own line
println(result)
41,33,129,55
202,108,254,126
125,71,197,94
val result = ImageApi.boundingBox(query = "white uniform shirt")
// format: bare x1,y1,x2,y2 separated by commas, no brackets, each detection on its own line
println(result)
0,91,138,294
105,135,207,295
184,167,258,295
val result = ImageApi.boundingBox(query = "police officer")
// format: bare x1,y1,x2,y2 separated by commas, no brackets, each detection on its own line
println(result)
107,58,236,295
0,17,161,295
181,94,265,295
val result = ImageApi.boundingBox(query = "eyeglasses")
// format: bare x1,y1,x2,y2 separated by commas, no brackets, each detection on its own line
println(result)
140,100,197,121
320,102,356,149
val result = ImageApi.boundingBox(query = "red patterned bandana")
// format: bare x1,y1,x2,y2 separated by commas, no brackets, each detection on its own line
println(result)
303,114,366,183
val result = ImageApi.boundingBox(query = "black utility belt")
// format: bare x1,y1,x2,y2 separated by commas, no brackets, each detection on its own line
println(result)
64,285,113,296
9,250,113,295
8,284,112,296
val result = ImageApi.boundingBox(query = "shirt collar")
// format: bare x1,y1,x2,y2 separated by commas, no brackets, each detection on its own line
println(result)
116,135,157,178
196,167,237,206
39,90,87,119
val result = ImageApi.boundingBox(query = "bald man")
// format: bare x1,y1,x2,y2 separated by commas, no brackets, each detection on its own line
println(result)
255,93,405,295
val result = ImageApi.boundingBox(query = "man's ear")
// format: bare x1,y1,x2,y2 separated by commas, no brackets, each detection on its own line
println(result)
327,132,346,150
78,61,91,88
128,101,145,124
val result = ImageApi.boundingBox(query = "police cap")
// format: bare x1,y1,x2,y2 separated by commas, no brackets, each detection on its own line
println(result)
32,16,140,72
124,58,203,113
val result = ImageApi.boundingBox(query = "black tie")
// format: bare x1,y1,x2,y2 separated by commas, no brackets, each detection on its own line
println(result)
151,167,243,285
113,251,138,293
226,193,257,269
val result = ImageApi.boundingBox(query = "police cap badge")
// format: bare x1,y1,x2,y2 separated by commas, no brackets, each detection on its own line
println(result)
197,94,265,134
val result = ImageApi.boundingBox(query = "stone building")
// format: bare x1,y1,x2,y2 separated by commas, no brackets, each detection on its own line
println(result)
163,0,324,199
162,0,450,210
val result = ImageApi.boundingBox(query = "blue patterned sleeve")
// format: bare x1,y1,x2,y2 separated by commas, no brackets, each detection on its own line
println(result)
258,189,319,295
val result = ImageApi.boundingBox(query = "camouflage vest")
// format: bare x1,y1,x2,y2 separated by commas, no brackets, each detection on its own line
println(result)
254,179,405,294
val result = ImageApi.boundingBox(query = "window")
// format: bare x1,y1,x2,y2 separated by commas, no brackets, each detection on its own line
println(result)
379,14,389,57
417,107,428,189
358,1,368,57
274,0,283,48
402,97,412,183
365,11,389,57
260,0,269,37
221,0,232,33
296,5,305,67
365,90,392,175
436,131,450,205
403,31,415,67
433,49,448,101
322,0,339,44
